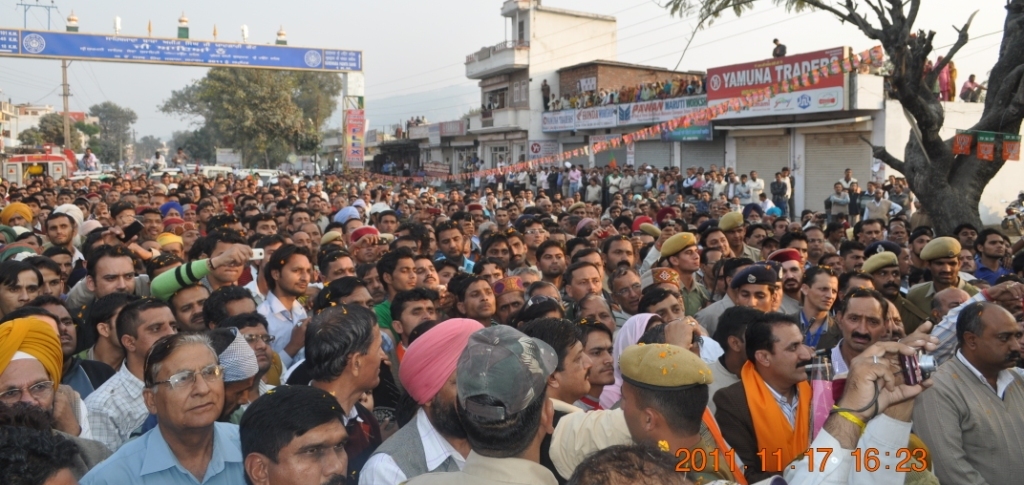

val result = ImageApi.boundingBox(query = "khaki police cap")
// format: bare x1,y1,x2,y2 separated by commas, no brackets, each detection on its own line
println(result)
861,251,899,275
639,223,661,239
620,343,713,391
567,202,586,213
660,232,697,258
719,211,744,231
920,236,961,262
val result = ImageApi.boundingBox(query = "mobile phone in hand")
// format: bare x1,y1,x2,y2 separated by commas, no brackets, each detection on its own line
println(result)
120,221,144,242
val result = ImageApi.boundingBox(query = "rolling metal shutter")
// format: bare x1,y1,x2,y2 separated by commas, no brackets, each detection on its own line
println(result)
804,133,873,212
635,141,673,169
735,135,791,181
562,143,588,167
681,138,725,170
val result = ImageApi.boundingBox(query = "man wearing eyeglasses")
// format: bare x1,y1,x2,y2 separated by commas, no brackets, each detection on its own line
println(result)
0,317,113,479
81,332,246,485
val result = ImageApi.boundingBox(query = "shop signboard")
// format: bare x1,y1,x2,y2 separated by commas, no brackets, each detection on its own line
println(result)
706,47,848,119
408,125,429,139
574,105,617,129
661,119,713,142
428,124,441,147
541,110,576,132
543,95,707,132
439,120,466,136
528,140,559,160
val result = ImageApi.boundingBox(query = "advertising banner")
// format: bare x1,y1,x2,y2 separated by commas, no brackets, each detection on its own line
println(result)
345,109,365,168
528,140,559,160
707,47,846,100
541,110,576,132
428,124,441,147
706,47,847,119
0,29,360,71
542,95,707,133
438,120,466,137
408,125,429,139
574,106,617,129
661,119,713,142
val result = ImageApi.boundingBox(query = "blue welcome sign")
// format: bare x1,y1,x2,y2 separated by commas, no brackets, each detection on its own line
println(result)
0,29,361,71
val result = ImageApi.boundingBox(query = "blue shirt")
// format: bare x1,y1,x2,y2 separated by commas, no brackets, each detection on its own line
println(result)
81,422,245,485
974,257,1011,285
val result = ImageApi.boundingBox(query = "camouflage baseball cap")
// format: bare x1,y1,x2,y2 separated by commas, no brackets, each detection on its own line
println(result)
457,325,558,422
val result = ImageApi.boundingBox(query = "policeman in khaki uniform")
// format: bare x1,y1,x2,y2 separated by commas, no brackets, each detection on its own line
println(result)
860,247,930,329
902,237,979,333
651,232,710,317
721,212,762,261
548,341,749,484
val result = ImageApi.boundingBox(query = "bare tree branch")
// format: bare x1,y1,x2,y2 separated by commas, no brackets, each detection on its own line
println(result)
863,0,891,31
925,10,979,87
903,0,921,39
674,0,760,69
800,0,884,39
860,136,907,173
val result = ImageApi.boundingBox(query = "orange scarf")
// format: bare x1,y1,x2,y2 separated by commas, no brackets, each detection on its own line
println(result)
740,360,811,473
702,408,749,485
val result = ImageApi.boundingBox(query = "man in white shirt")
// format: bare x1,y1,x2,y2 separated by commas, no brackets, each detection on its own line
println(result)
748,170,765,201
838,168,858,189
258,245,312,370
360,319,481,485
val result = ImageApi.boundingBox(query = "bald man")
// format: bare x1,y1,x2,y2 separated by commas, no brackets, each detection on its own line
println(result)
930,288,970,322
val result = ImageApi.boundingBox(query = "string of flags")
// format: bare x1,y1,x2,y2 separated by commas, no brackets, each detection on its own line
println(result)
372,45,886,183
953,130,1021,161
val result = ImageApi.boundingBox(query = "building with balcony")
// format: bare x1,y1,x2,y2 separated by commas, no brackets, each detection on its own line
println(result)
0,100,15,152
464,0,616,169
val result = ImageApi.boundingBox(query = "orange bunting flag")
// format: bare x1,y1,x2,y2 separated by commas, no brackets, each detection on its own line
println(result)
1003,134,1021,161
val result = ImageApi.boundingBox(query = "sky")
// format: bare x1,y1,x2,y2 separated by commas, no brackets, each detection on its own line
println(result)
0,0,1006,142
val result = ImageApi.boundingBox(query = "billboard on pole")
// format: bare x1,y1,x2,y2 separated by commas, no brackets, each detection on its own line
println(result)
345,109,366,169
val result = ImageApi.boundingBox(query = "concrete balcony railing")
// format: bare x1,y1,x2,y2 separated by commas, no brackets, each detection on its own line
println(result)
473,107,530,131
465,40,530,79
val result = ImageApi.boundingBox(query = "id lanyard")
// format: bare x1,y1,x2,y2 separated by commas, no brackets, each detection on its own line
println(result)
801,311,826,348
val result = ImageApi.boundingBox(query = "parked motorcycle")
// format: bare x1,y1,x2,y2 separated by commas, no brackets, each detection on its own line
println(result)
1001,191,1024,236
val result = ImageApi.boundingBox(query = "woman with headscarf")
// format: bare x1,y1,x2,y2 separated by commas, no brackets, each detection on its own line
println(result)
599,313,663,409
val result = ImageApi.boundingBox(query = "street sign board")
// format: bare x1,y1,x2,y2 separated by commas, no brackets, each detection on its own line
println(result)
0,29,361,71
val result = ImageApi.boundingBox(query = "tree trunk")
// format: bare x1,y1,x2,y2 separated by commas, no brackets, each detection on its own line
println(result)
830,0,1024,236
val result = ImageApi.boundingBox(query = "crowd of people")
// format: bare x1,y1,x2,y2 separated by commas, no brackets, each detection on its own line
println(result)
0,162,1021,485
546,77,706,112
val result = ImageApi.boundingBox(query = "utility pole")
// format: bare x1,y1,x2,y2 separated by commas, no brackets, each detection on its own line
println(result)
61,60,71,148
19,1,70,148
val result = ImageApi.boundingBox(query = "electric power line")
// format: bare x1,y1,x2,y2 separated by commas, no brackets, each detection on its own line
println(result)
369,0,658,89
367,3,714,100
370,7,815,117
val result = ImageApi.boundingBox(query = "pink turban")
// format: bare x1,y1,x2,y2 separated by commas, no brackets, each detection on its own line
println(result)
399,318,483,405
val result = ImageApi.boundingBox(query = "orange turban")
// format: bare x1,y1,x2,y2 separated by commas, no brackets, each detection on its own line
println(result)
0,202,32,226
0,318,64,389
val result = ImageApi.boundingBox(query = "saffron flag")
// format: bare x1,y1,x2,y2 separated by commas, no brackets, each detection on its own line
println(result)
1003,134,1021,161
977,132,997,161
953,130,973,156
